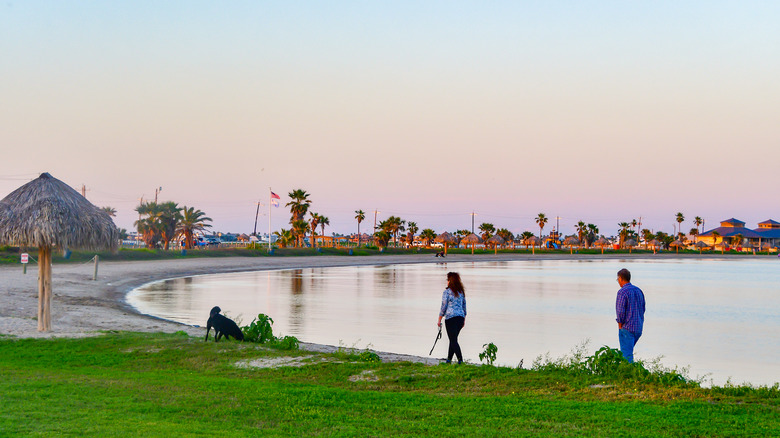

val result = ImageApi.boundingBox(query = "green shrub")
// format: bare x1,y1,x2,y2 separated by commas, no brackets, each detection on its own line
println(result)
358,350,381,362
241,313,299,350
479,343,498,365
242,314,276,344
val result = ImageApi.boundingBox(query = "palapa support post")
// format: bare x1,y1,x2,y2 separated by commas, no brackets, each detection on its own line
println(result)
38,246,52,332
93,255,99,281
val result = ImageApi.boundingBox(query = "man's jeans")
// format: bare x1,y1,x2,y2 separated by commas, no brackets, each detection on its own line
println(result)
618,328,642,363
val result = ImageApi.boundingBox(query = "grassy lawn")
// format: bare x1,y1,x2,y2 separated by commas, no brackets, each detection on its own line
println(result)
0,332,777,437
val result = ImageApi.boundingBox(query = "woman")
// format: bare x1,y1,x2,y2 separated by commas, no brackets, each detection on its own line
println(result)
437,272,467,364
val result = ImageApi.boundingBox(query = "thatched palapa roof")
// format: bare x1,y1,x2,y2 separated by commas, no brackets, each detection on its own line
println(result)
461,233,483,244
486,235,505,245
434,232,458,244
0,173,119,250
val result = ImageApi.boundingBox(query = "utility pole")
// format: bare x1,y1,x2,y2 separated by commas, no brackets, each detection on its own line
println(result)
471,211,476,234
154,187,162,203
80,184,89,198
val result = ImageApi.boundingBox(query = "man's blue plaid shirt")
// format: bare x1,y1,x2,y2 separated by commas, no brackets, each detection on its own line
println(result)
616,282,645,334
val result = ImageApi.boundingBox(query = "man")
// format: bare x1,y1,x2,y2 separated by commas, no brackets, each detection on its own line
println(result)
615,268,645,363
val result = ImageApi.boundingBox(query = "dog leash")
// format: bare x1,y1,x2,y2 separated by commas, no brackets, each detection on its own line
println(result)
429,325,442,355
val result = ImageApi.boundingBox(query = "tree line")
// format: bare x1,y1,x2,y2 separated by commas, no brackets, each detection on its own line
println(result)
133,202,212,249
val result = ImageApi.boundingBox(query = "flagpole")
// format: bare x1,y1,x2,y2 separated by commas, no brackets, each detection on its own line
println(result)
268,188,272,253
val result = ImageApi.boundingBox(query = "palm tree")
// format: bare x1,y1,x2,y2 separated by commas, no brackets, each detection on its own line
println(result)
286,189,311,224
694,216,703,238
383,216,405,247
641,229,654,249
406,221,419,246
135,201,166,249
575,221,587,245
586,223,599,248
419,228,436,247
309,212,321,247
496,228,514,249
176,206,212,249
536,213,548,239
732,233,744,249
101,206,117,217
675,212,685,237
373,230,391,248
291,219,309,248
319,215,330,246
478,222,495,243
689,228,699,244
273,229,294,248
355,210,365,247
617,222,631,248
520,231,535,250
157,202,182,250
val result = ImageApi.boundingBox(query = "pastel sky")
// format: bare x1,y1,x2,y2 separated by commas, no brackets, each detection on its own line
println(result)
2,1,779,237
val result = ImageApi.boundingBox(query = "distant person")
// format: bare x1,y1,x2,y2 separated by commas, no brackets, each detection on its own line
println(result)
615,268,646,363
437,272,467,364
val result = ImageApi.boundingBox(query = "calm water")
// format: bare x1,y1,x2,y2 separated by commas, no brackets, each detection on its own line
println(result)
127,258,780,386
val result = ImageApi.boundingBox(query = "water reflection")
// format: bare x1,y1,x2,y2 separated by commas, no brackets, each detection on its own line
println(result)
127,259,780,386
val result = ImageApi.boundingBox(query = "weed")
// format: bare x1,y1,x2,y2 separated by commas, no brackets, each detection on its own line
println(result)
241,313,299,350
479,342,498,366
533,343,699,387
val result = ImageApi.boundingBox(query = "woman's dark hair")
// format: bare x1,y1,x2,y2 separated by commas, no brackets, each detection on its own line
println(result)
447,272,465,297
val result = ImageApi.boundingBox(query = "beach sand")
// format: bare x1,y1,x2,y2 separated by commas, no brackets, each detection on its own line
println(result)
0,252,737,363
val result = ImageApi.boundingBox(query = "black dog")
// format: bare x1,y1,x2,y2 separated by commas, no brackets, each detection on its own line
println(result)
205,306,244,342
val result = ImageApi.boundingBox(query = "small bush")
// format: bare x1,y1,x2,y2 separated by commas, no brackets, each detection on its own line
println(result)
358,351,381,363
241,313,299,350
479,343,498,366
242,314,275,344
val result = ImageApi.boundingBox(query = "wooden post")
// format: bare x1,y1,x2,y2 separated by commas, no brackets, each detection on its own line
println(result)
38,246,52,332
93,255,99,281
37,247,45,331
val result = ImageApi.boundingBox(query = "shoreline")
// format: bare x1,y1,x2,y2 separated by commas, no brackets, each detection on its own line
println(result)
0,252,769,363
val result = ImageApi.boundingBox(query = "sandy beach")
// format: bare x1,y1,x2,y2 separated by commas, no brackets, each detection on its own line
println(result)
0,252,749,362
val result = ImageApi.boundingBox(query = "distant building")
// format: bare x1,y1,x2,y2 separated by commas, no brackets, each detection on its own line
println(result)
697,218,761,246
754,219,780,247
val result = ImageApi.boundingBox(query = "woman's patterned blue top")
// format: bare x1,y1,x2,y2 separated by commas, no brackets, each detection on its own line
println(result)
439,288,467,320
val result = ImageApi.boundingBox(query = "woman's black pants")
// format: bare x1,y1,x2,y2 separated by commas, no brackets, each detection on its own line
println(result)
445,316,464,363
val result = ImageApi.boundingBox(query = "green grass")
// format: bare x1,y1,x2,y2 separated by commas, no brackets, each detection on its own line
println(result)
0,333,776,437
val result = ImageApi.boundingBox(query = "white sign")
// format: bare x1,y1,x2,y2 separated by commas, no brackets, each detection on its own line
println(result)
21,253,29,264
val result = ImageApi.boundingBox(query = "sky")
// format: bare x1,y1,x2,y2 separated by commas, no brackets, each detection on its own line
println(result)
2,1,779,237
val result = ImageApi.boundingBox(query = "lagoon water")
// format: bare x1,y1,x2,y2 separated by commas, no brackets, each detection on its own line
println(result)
127,258,780,386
